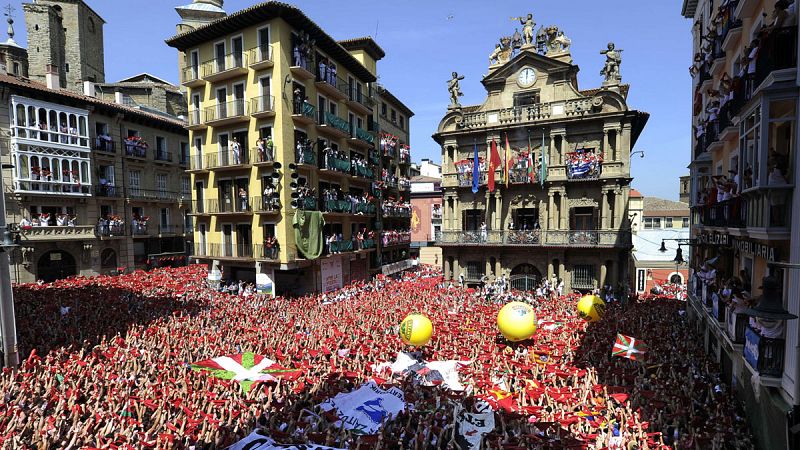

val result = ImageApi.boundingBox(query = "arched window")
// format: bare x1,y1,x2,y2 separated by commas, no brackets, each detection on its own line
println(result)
669,272,684,285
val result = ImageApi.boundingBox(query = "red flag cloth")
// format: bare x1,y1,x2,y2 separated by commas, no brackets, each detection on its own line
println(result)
488,139,501,192
609,393,629,403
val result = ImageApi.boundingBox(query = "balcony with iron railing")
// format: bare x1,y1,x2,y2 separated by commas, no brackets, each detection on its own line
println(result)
751,27,797,95
346,89,375,115
131,223,152,237
204,100,249,126
95,184,121,198
325,239,357,255
321,153,351,175
351,127,375,147
207,196,255,214
398,178,411,191
96,223,126,237
194,242,265,260
205,148,250,170
352,163,374,179
381,231,412,247
726,309,748,345
123,139,148,158
188,154,207,173
251,95,275,118
155,150,172,163
382,206,412,218
436,230,631,248
315,72,348,101
93,136,115,153
158,225,183,235
201,52,249,82
744,326,785,378
693,199,746,228
252,196,281,213
249,44,274,70
294,196,319,211
187,109,206,130
295,144,317,166
181,65,204,88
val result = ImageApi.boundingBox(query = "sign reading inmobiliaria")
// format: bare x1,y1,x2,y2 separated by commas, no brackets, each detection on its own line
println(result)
319,381,406,434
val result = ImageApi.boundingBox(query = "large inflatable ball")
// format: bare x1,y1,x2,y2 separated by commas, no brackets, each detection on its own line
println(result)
577,294,605,322
399,314,433,346
497,302,537,342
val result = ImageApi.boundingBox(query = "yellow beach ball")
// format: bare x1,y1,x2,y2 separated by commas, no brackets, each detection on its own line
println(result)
577,294,605,322
497,302,537,342
399,314,433,346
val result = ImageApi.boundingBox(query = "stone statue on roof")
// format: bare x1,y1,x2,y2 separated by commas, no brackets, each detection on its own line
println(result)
512,13,536,47
600,42,623,84
447,72,465,109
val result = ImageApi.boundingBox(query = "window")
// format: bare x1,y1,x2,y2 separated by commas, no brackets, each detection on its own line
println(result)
391,109,397,123
643,217,662,229
572,264,596,290
194,137,203,155
180,142,189,164
465,261,484,280
181,176,190,195
381,102,387,116
65,63,69,73
571,207,595,230
12,62,19,76
157,174,168,195
514,91,541,107
259,126,272,139
665,217,673,228
129,170,141,188
767,99,796,184
513,208,539,230
127,129,139,138
682,217,690,228
399,115,405,130
463,210,483,231
160,208,169,227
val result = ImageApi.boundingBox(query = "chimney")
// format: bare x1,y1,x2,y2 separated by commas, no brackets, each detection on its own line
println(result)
83,81,96,97
45,64,59,90
114,90,124,105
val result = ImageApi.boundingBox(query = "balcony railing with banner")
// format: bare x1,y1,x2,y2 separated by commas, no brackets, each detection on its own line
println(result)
326,239,356,255
293,100,316,119
322,154,351,174
359,238,376,250
726,309,748,344
323,199,352,213
355,127,374,145
744,326,785,378
295,144,316,165
323,112,351,135
296,196,318,211
127,188,182,202
352,163,374,179
437,230,630,247
354,202,376,215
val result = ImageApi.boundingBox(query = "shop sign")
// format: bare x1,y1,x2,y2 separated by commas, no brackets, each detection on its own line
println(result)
733,238,777,262
697,232,729,246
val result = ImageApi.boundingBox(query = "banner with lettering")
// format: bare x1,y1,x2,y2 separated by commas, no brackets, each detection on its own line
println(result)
319,381,406,434
229,431,345,450
454,402,495,450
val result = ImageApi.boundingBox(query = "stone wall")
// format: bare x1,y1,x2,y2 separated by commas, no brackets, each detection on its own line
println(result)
23,3,66,88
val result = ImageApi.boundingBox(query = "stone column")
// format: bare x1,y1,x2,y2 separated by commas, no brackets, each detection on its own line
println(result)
559,193,568,229
454,196,461,230
453,257,460,281
494,192,502,231
547,261,554,279
600,262,607,288
547,193,555,230
485,259,493,279
495,258,502,278
558,261,565,280
601,190,610,229
444,255,451,279
485,192,492,229
613,191,622,229
549,135,557,165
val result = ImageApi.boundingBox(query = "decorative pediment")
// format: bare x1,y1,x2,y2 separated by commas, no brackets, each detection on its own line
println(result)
568,196,598,208
482,50,576,89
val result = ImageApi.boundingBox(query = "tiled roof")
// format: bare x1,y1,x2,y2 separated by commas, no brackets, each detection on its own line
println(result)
165,1,376,82
630,189,643,198
0,75,186,129
411,175,441,183
643,197,690,213
338,37,386,60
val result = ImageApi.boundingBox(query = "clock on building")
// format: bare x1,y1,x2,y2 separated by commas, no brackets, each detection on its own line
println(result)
516,67,536,88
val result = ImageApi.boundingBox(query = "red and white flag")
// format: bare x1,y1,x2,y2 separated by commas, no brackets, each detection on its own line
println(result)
612,334,647,360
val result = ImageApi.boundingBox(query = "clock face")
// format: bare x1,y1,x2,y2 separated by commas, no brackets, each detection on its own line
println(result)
517,68,536,87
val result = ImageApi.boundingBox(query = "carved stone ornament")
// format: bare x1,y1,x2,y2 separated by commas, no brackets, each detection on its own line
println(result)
568,196,599,208
511,193,537,205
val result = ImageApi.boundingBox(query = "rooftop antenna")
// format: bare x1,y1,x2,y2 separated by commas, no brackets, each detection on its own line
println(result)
374,19,379,40
4,4,15,42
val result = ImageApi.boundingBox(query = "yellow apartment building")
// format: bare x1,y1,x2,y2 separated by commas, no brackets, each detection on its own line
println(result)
167,1,410,295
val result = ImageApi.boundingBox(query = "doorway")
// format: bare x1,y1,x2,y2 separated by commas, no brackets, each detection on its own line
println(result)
37,250,77,282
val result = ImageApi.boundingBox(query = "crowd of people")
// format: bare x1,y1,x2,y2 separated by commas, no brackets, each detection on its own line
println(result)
565,150,603,180
0,264,753,449
19,213,78,229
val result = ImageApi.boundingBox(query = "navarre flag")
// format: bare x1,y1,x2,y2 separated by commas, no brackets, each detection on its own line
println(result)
191,352,302,392
488,139,501,192
612,334,647,360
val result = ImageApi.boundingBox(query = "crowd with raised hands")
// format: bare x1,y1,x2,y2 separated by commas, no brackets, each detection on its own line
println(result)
0,264,753,449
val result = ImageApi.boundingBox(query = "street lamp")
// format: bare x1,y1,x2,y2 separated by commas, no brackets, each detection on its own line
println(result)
0,161,18,368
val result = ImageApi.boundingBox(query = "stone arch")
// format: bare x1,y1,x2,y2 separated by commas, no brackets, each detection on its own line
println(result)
36,250,77,283
668,272,684,285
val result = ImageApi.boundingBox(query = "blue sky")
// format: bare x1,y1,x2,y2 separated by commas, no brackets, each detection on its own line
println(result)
10,0,691,200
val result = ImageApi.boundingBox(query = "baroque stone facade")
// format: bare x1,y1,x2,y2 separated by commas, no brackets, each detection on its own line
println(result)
434,14,648,292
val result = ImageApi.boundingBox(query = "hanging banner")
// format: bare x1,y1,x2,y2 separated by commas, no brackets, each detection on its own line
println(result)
256,269,274,297
321,257,343,293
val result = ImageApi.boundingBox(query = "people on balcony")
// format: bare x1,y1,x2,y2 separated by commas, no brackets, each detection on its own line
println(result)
295,138,313,164
380,133,398,156
231,137,242,164
264,235,279,259
566,149,602,179
263,183,279,211
256,137,274,163
96,132,112,151
238,187,249,212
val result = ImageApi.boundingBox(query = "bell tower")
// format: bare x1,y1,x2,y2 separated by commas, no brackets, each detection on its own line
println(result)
175,0,226,33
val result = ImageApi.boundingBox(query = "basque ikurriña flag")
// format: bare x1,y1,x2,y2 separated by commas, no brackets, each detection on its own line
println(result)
191,352,302,392
612,334,647,360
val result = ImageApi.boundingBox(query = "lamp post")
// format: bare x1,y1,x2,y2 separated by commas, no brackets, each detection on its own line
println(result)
0,161,19,368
